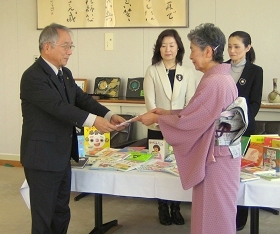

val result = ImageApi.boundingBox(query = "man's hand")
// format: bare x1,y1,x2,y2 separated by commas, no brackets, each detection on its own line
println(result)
93,116,117,133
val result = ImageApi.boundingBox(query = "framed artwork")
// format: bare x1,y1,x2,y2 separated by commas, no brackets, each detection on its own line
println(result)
74,79,88,92
37,0,189,28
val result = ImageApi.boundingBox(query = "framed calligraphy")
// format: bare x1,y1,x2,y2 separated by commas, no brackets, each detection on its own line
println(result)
74,79,88,92
37,0,189,29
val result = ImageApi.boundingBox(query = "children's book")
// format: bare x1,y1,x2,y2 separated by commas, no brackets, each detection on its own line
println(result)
272,139,280,148
243,142,264,166
126,151,153,162
259,173,280,181
90,159,117,171
106,151,131,161
240,172,260,182
94,148,119,158
84,126,110,156
241,136,250,156
137,160,172,172
242,166,276,175
162,164,180,177
70,157,88,169
77,135,86,157
241,158,255,168
263,136,280,146
250,134,278,144
113,160,144,172
263,146,280,172
118,146,146,152
148,139,168,161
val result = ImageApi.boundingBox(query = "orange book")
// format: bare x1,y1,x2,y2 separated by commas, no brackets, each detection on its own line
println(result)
243,142,263,166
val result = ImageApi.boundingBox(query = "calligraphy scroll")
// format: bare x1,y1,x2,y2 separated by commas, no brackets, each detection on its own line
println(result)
37,0,188,29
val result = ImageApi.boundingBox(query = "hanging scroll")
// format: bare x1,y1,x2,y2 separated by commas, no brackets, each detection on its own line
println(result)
37,0,189,29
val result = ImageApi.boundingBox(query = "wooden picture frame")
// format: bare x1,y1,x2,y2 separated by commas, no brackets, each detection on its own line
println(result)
74,79,88,92
37,0,189,28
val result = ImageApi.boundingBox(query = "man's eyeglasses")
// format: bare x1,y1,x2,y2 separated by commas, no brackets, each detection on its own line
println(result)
53,43,75,51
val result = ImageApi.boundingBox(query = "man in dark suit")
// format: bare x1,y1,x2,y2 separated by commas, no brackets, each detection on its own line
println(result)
20,23,125,234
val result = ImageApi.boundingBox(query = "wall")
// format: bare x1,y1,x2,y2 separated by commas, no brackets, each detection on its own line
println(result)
1,0,280,158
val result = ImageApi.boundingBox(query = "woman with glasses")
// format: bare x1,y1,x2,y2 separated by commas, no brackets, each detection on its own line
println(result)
135,23,242,234
226,31,263,231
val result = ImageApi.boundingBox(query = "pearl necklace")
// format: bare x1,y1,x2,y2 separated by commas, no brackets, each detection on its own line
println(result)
165,64,176,74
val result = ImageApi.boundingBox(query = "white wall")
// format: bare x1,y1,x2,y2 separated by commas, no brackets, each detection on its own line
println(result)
1,0,280,157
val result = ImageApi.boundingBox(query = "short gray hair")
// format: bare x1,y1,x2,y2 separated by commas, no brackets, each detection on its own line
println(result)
187,23,225,63
39,23,72,52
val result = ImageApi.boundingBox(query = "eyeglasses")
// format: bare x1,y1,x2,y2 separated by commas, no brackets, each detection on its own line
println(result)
53,43,75,51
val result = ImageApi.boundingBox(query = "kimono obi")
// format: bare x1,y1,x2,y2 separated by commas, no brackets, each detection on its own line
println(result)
214,97,248,158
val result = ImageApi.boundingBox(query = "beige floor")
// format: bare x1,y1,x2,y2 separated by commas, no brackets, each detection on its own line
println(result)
1,165,280,234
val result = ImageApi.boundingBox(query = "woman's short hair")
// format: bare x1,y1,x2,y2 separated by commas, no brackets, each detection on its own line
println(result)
229,31,255,63
152,29,185,65
39,23,72,52
187,23,226,63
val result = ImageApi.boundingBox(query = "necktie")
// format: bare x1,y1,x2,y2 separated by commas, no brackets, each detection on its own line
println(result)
57,70,65,90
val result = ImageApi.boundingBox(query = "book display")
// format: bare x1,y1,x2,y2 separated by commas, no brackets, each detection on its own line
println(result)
240,172,260,182
242,166,276,175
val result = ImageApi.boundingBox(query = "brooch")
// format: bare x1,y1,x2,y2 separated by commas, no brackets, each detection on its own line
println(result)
239,78,246,85
176,74,183,81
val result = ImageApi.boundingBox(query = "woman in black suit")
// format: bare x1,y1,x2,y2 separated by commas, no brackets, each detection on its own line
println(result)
226,31,263,231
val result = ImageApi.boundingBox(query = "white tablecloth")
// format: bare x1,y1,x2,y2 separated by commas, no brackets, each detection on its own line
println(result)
21,166,280,208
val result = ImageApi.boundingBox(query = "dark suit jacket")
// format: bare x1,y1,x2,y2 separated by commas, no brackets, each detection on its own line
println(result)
20,57,110,171
226,60,263,136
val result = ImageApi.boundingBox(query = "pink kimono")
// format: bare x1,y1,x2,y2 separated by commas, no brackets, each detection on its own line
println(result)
158,64,240,234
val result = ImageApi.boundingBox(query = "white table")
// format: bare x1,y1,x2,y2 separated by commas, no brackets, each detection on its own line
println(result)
70,167,280,234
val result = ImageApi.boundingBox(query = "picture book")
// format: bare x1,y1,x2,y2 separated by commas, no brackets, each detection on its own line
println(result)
77,135,85,157
137,160,172,172
240,172,260,182
241,136,250,156
94,148,119,158
263,146,280,172
243,142,264,166
250,134,278,144
90,159,117,171
126,151,153,162
272,139,280,148
241,158,255,168
113,160,144,172
118,146,146,152
259,173,280,181
70,157,88,169
162,164,180,177
263,136,280,146
241,166,276,175
106,151,131,161
84,126,110,156
148,139,168,161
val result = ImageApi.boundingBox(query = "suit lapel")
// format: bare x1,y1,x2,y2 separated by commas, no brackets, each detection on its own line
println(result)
156,61,172,100
172,65,184,101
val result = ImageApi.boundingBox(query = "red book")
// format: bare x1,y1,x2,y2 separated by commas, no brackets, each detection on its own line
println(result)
241,158,255,168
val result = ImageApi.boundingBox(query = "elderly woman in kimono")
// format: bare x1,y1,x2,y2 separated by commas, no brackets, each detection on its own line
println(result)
135,23,241,234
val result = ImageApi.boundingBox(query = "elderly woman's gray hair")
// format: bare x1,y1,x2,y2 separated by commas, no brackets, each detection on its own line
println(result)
187,23,225,63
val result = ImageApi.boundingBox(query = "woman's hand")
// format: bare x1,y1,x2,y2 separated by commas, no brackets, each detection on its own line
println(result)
150,108,170,115
134,112,159,126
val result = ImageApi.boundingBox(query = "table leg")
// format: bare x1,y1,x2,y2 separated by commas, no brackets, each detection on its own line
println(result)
89,193,118,234
250,207,259,234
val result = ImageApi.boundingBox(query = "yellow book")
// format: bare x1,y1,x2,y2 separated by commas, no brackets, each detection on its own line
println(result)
84,127,110,156
272,139,280,148
250,134,278,144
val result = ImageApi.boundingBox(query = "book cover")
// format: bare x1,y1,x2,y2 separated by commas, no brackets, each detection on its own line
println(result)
250,134,278,144
259,173,280,181
263,146,280,172
126,152,153,162
241,136,250,156
272,139,280,148
106,151,131,161
162,164,180,177
114,160,143,172
94,148,119,158
137,160,172,172
118,146,146,152
70,157,88,169
84,126,110,156
241,158,255,168
240,172,260,182
148,139,168,161
90,159,117,171
242,166,276,175
77,135,85,157
263,136,280,147
243,142,264,166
